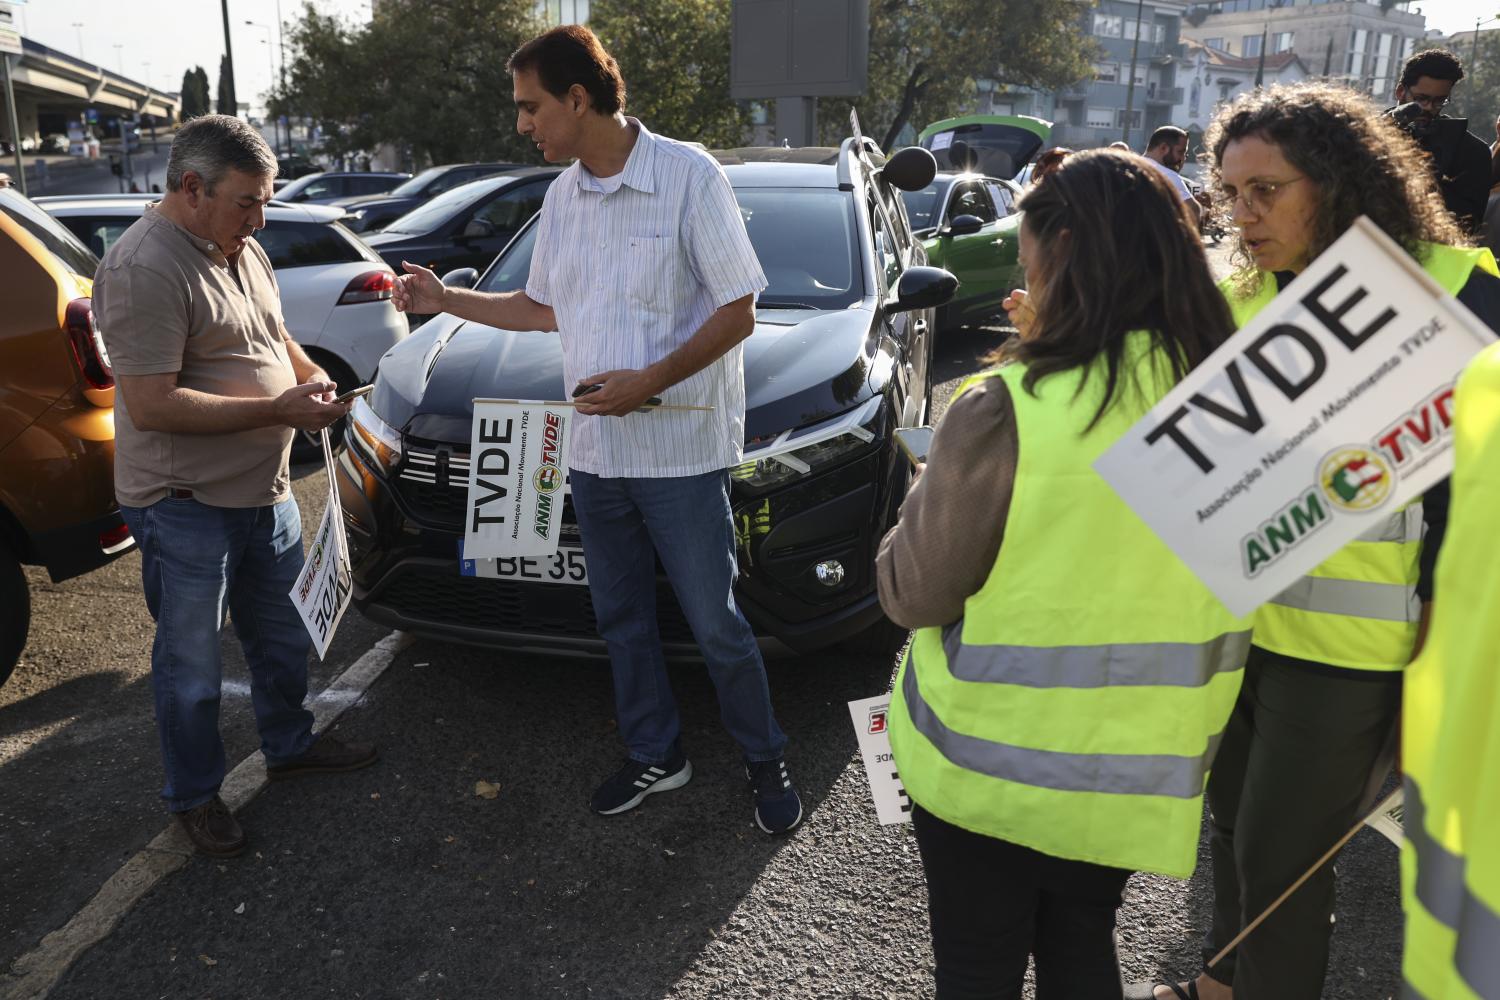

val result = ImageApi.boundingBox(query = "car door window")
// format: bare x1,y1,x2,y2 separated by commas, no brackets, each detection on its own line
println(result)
60,216,134,259
426,170,474,197
868,194,901,292
296,176,344,201
470,179,551,232
948,183,997,224
254,220,367,268
986,182,1016,217
351,176,397,196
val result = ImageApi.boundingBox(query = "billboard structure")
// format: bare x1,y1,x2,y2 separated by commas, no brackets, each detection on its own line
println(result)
730,0,869,147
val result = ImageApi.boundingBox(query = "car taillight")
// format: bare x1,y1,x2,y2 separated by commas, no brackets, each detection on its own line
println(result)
337,270,395,306
65,298,114,390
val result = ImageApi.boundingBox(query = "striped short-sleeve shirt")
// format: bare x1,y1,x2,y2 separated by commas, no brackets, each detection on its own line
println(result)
525,119,767,478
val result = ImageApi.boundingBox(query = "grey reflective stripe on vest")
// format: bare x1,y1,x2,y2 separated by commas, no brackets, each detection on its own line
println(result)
941,626,1251,689
1269,576,1421,623
1355,504,1424,544
1406,778,1500,997
901,660,1220,799
1401,981,1426,1000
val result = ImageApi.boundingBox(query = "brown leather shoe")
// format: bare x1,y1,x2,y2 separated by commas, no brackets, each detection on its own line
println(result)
266,734,378,781
175,796,246,857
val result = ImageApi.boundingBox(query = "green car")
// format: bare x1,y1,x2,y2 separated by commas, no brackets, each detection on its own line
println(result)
902,114,1051,331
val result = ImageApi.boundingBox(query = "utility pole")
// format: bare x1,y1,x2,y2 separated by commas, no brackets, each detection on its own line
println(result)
220,0,237,118
3,54,25,196
1121,0,1147,146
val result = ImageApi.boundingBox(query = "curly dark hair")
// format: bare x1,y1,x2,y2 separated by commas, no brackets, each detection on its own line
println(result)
1205,81,1466,296
1004,148,1235,430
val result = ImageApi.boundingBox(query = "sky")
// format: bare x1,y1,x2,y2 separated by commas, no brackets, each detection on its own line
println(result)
11,0,1500,118
12,0,373,117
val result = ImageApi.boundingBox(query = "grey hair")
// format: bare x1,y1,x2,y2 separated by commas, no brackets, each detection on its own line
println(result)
166,115,277,193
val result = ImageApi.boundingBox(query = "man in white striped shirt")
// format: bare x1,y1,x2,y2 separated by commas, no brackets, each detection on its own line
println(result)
392,25,801,835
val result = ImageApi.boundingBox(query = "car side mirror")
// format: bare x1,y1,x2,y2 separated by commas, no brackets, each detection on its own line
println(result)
441,267,479,289
882,146,938,192
941,214,985,238
884,266,958,314
462,218,494,239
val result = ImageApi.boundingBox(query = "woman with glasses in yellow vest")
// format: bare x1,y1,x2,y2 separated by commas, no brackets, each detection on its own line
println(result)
1136,83,1500,1000
876,149,1252,1000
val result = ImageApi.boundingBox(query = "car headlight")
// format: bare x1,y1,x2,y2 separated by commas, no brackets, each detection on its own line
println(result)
348,395,402,473
732,396,882,493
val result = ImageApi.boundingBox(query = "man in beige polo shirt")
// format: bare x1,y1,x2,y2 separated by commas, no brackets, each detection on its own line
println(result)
95,115,376,858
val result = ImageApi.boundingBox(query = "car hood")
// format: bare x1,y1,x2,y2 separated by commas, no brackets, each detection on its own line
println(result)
330,194,417,212
370,307,883,444
361,228,427,247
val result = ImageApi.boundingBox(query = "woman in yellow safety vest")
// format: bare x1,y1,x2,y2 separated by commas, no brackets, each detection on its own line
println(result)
1401,338,1500,1000
876,149,1252,1000
1136,81,1500,1000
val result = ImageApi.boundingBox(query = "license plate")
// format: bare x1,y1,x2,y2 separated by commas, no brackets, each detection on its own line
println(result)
459,543,589,586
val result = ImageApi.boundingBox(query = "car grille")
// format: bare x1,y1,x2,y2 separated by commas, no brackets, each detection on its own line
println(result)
394,442,470,530
379,567,697,645
396,441,584,540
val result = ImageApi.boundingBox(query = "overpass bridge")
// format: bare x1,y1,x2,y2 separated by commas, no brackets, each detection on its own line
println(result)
3,35,179,147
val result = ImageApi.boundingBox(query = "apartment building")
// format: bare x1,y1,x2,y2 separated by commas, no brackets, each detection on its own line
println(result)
1180,0,1425,100
1047,0,1192,149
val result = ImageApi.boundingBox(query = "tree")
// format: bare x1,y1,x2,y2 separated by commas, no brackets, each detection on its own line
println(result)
216,55,237,117
179,66,211,119
817,0,1097,151
273,0,544,167
1450,29,1500,131
589,0,751,148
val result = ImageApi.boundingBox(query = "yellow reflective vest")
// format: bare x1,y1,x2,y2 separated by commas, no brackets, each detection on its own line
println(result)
1221,243,1500,671
1400,339,1500,1000
888,332,1252,879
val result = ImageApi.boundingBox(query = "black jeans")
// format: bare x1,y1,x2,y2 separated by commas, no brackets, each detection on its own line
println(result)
1203,645,1401,999
912,804,1133,1000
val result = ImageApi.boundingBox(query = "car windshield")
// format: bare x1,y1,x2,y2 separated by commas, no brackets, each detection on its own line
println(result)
899,184,946,231
0,189,100,277
477,186,859,310
388,167,448,198
381,180,496,235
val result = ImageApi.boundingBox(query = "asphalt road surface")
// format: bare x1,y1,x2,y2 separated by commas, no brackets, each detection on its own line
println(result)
0,237,1404,999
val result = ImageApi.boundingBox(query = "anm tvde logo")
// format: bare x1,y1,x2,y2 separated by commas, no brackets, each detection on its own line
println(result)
533,464,562,494
1317,446,1395,512
1240,443,1397,579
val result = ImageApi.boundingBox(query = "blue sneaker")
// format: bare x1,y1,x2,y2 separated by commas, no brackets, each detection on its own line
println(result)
747,758,803,834
590,752,692,815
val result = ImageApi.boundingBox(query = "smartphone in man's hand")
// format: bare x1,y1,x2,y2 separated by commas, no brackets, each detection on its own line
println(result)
334,384,374,405
894,426,934,466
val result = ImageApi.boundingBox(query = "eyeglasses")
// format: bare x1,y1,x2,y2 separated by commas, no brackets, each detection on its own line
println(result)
1408,92,1451,111
1215,176,1307,215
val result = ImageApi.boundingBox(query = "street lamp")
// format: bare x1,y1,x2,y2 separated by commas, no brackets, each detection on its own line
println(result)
70,22,84,61
245,20,281,155
112,44,123,75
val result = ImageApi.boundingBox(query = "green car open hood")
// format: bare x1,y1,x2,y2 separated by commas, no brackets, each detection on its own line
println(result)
918,114,1053,180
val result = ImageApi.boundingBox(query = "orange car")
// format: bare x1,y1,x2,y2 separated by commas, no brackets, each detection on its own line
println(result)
0,187,132,687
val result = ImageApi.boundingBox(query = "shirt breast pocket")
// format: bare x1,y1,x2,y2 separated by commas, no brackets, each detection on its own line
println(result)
624,236,681,316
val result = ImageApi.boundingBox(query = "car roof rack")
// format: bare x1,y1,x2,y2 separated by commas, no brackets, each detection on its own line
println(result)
836,110,887,192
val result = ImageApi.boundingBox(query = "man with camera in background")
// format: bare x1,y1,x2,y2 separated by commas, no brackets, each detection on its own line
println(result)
1387,48,1492,233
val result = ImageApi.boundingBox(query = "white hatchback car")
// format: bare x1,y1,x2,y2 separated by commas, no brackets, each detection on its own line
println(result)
38,194,408,458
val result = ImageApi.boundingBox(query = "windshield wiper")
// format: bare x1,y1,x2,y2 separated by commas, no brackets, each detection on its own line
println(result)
758,300,820,310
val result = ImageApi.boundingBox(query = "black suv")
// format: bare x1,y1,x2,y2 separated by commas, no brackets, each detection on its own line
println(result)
334,136,953,657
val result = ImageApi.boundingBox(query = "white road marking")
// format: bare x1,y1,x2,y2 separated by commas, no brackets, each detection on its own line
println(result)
0,630,414,1000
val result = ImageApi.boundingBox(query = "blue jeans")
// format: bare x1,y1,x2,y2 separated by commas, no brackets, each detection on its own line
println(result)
120,497,315,812
570,469,787,765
